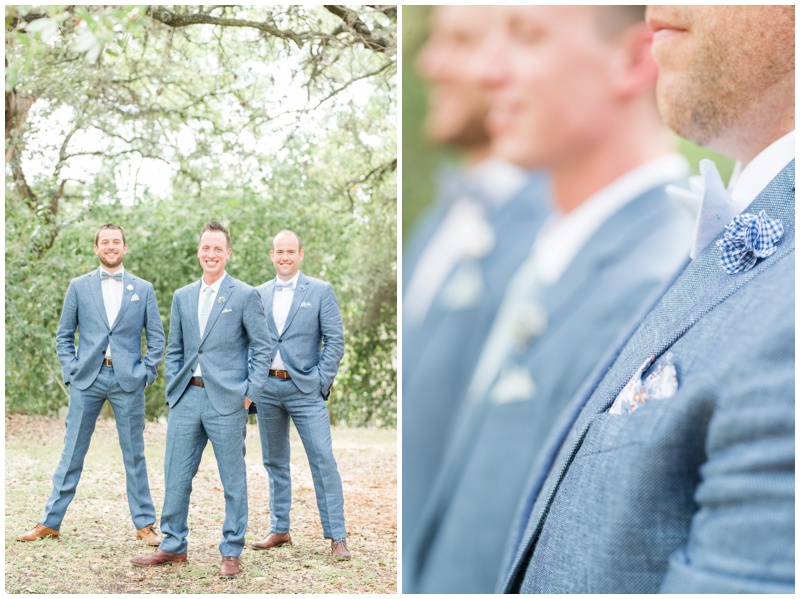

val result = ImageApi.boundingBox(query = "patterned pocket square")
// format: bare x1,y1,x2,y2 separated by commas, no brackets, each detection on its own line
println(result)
609,353,678,415
222,308,233,313
131,294,140,302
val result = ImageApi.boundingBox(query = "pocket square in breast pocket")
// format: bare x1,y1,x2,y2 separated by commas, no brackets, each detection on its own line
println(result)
609,353,678,415
222,308,233,313
131,293,140,302
300,301,312,308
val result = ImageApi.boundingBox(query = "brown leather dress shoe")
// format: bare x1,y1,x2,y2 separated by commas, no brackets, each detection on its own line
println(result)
17,524,59,542
136,524,162,546
251,532,292,550
331,539,351,560
130,549,187,567
218,556,240,578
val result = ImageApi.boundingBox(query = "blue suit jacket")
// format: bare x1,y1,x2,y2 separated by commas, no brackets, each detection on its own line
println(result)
411,182,694,593
402,174,552,592
165,273,272,416
56,268,164,392
254,272,345,399
503,161,795,594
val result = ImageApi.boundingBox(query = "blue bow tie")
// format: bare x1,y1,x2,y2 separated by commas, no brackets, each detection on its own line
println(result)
275,280,294,291
101,271,123,282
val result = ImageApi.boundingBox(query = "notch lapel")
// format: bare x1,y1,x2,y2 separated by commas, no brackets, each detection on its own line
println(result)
281,273,309,334
504,160,795,591
111,273,136,329
201,274,234,344
89,269,110,329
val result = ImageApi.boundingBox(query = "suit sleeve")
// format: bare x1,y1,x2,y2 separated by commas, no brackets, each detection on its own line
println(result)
164,291,184,387
143,282,166,387
318,283,345,399
55,280,78,384
243,287,272,400
659,319,794,593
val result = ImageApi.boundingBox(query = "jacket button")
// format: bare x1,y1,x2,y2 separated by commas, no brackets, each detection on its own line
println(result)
199,350,203,354
108,332,112,336
278,339,282,343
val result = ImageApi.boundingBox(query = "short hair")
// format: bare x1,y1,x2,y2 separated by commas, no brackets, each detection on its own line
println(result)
95,223,126,246
273,230,302,250
593,5,646,39
200,220,231,248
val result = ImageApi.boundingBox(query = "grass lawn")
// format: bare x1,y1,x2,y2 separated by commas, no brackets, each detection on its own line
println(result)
5,414,397,594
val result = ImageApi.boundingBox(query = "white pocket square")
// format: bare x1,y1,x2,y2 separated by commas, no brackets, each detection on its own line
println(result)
131,294,140,302
222,308,233,313
609,353,678,415
300,301,312,308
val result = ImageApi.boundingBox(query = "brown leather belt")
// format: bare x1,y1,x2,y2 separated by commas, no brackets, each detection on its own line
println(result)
189,377,205,388
269,369,291,380
103,358,113,367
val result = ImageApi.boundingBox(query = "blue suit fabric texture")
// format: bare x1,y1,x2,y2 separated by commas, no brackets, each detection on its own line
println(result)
159,273,271,557
411,180,695,593
502,160,795,594
254,272,347,540
46,268,165,530
402,173,552,592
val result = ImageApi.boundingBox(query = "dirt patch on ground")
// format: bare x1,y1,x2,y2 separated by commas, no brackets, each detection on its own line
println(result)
5,414,397,594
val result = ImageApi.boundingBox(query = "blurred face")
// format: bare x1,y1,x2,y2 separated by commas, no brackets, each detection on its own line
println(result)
416,6,495,148
197,231,230,282
476,7,630,169
270,233,304,281
647,6,794,153
94,228,127,270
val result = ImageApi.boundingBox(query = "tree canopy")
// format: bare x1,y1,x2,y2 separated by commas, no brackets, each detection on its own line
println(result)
5,5,397,427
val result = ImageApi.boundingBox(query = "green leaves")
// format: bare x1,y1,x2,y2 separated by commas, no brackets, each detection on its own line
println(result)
5,5,396,427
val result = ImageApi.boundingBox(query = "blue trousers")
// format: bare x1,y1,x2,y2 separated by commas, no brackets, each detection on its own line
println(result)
41,364,156,530
159,384,249,557
255,376,347,540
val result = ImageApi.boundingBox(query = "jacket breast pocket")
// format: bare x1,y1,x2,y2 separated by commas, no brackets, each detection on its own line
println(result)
578,399,675,459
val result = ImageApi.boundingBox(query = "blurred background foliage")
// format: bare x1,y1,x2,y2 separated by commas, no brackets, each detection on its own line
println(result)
402,5,736,241
5,5,397,427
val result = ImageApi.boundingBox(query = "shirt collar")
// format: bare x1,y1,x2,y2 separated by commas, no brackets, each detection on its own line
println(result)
469,158,532,208
533,153,690,286
275,272,300,289
728,130,795,213
99,266,125,279
201,273,225,294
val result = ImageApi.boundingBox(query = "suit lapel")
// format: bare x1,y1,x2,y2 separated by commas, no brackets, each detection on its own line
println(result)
89,269,110,329
281,273,309,333
184,280,201,343
505,160,795,591
111,273,135,329
541,187,670,320
201,274,234,343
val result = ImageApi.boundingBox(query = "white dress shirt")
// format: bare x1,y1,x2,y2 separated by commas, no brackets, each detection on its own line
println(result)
194,275,225,377
100,266,125,358
271,272,300,370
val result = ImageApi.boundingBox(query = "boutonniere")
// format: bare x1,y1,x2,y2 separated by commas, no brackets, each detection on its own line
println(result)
218,296,226,305
716,209,784,274
126,284,133,292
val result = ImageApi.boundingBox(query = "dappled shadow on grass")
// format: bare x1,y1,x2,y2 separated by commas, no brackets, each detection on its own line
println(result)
5,414,397,594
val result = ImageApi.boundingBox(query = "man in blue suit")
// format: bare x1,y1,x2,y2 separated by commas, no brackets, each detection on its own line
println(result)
402,10,551,582
131,221,271,578
250,230,350,559
406,7,695,593
18,223,165,546
502,6,794,593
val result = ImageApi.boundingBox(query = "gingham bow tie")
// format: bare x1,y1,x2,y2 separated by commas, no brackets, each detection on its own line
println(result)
275,280,294,291
101,271,123,282
716,209,784,274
